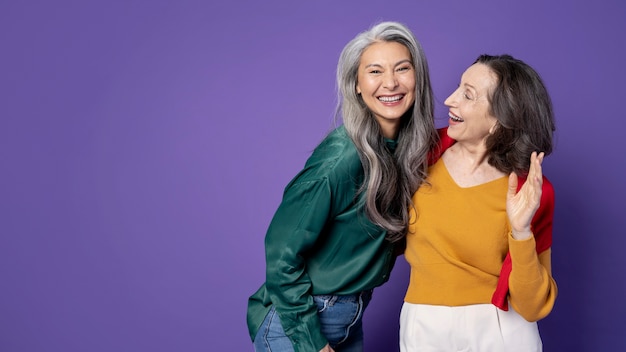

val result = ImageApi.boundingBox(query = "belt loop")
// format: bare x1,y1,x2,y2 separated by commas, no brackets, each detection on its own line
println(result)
328,295,338,306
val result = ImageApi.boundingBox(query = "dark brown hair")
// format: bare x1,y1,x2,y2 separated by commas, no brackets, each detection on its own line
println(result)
476,54,556,176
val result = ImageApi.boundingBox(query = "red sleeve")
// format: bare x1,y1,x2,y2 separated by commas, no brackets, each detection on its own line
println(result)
530,176,555,253
428,127,455,165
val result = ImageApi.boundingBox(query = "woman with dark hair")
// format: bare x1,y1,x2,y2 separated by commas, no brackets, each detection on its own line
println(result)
247,21,438,352
400,54,558,351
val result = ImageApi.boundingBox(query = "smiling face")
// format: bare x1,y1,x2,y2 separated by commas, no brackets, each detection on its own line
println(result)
356,41,416,139
444,63,499,147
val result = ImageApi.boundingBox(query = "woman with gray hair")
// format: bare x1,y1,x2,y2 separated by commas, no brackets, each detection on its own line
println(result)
247,21,437,352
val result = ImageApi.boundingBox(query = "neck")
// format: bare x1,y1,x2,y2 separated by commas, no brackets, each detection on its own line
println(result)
379,121,400,140
442,142,506,187
449,142,489,173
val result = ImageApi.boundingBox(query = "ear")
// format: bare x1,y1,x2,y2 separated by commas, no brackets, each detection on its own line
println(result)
356,84,361,95
489,120,499,135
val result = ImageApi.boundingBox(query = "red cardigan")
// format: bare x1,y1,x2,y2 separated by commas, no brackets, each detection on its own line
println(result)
431,128,555,311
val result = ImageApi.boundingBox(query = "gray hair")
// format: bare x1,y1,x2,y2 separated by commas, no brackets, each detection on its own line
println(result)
336,21,437,242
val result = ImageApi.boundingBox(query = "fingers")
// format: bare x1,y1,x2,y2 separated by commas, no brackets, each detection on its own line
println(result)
319,344,335,352
529,151,544,184
524,152,544,217
507,172,518,198
506,151,545,234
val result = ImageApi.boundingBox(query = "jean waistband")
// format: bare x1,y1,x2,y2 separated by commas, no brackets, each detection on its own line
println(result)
313,289,373,303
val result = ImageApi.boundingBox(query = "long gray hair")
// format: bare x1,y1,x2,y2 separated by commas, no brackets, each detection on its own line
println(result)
336,21,437,242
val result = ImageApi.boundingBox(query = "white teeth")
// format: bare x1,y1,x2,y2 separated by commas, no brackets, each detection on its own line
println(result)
378,95,402,102
449,112,463,122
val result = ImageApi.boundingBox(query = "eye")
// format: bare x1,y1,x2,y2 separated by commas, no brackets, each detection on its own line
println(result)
396,65,412,72
463,90,474,100
368,69,382,74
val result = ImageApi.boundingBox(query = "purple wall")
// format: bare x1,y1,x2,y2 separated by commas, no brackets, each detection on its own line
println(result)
1,1,625,351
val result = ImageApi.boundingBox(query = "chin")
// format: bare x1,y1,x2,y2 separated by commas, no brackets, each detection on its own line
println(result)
446,124,457,135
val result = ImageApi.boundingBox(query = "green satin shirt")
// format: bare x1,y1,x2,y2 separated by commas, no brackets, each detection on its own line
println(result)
246,126,401,352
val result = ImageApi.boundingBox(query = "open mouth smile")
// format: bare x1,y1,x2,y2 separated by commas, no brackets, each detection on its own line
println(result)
378,94,404,103
449,112,464,122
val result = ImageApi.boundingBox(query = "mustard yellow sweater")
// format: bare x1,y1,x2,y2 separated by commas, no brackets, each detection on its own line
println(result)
404,159,557,321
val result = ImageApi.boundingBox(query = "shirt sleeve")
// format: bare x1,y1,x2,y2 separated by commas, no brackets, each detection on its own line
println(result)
264,177,333,352
508,178,558,322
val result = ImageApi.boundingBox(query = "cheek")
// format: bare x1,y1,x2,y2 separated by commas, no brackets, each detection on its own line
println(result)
357,77,376,93
405,91,416,106
400,76,416,90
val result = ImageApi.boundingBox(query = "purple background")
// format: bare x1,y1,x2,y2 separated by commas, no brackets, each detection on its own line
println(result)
1,1,625,351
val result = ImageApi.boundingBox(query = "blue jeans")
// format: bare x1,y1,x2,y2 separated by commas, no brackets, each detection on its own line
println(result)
253,290,373,352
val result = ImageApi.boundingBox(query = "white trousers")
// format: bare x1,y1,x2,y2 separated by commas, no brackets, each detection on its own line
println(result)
399,302,542,352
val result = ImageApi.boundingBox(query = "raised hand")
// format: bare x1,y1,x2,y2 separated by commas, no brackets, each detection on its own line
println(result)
506,151,544,240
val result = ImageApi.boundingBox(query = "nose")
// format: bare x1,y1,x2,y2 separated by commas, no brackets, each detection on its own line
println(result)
382,71,399,89
444,87,459,107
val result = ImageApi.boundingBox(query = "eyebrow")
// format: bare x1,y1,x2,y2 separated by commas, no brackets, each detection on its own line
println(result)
462,82,477,90
364,59,413,69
